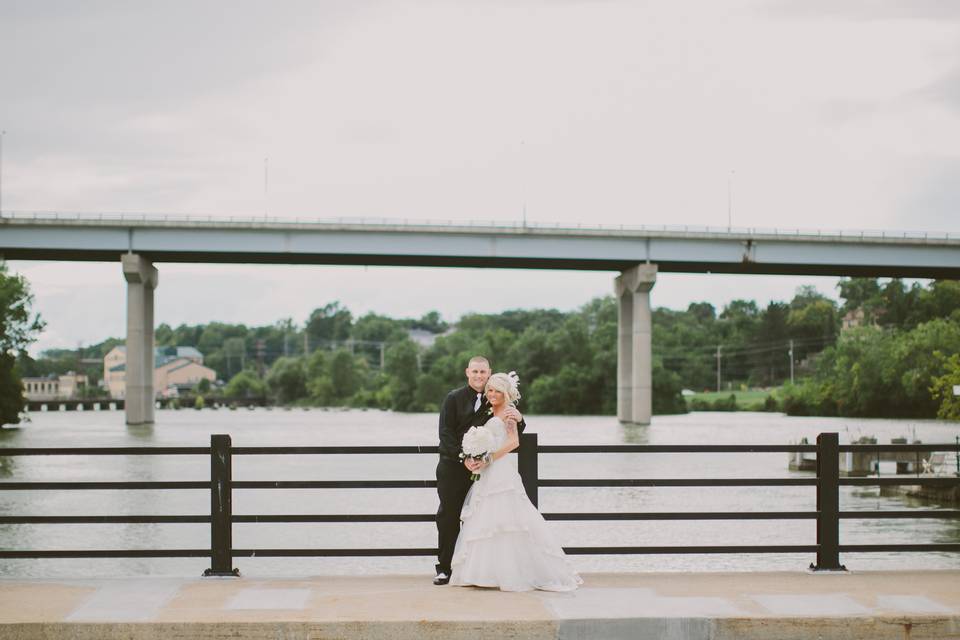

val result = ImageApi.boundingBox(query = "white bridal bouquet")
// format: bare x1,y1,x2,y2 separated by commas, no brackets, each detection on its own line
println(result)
459,425,496,481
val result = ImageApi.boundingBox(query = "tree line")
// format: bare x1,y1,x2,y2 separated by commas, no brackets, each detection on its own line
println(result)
4,258,960,424
779,280,960,419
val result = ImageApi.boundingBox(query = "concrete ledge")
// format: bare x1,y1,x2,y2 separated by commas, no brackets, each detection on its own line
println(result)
2,572,959,639
0,622,558,640
5,617,960,640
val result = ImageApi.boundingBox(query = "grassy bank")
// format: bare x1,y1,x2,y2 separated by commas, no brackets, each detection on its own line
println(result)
686,388,780,412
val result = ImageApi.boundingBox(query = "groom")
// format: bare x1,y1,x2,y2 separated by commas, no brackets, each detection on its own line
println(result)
434,355,524,585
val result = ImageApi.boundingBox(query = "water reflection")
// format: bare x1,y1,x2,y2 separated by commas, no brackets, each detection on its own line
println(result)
126,423,155,441
619,422,650,444
0,427,17,478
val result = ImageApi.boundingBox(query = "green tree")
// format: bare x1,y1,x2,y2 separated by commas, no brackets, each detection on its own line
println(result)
328,349,362,400
306,302,353,346
418,330,485,396
786,289,838,363
527,366,586,414
350,312,407,367
304,349,332,403
265,356,307,404
351,312,407,343
916,280,960,326
0,264,45,355
414,370,447,412
0,263,46,426
687,302,716,323
876,279,921,328
582,296,620,414
652,360,687,414
717,300,761,386
749,301,790,386
837,278,881,316
891,319,960,415
383,339,420,411
155,323,174,345
411,310,449,334
301,347,370,405
653,307,717,391
223,336,247,378
224,370,267,400
781,316,960,419
275,318,298,357
931,352,960,420
0,354,25,424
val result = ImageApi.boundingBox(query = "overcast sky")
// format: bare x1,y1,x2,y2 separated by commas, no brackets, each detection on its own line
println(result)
2,1,958,353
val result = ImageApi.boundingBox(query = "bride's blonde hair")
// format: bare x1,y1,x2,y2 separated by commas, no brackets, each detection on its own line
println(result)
485,372,521,405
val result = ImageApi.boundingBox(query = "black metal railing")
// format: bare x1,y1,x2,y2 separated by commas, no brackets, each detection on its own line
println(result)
1,432,958,575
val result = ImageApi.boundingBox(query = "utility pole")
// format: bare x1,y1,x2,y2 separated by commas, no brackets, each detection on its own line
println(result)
303,332,309,355
788,339,795,385
0,130,6,218
715,345,722,393
256,339,266,376
727,169,734,230
520,138,527,228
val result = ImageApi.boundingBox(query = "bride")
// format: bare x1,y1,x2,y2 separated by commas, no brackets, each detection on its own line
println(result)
450,372,582,592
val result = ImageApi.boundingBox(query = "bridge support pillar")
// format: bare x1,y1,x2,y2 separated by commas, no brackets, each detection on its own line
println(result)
615,264,657,425
122,254,158,425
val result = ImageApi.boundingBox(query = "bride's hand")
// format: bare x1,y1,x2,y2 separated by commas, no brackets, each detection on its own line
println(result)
503,406,522,423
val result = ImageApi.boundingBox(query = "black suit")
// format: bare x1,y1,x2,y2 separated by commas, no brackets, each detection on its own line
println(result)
435,385,525,576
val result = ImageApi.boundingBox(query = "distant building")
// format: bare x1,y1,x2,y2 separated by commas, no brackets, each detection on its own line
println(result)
841,307,884,331
841,308,866,330
407,329,440,349
22,372,88,401
103,345,215,399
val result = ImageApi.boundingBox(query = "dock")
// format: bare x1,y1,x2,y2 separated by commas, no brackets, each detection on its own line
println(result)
788,437,959,477
2,571,960,639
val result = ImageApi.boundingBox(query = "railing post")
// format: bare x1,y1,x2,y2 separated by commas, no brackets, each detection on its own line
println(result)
204,434,239,577
518,432,539,508
811,432,845,572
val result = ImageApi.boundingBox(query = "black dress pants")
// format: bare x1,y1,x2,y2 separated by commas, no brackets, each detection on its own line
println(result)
435,457,472,575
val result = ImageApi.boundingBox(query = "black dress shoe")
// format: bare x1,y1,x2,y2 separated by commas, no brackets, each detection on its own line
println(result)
433,572,450,585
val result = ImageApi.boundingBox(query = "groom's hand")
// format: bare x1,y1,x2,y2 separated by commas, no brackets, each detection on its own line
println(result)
503,406,523,423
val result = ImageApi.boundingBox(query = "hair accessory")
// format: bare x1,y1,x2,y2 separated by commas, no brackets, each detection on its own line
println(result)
507,371,521,402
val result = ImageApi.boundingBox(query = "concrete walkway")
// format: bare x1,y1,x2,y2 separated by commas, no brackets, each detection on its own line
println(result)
2,571,959,639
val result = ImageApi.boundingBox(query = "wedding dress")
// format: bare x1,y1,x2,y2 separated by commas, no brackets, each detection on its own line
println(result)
450,417,582,591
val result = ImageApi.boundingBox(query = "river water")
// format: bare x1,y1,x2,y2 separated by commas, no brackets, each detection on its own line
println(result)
1,408,958,578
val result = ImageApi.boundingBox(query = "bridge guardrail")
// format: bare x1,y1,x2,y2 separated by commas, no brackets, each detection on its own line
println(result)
3,210,958,242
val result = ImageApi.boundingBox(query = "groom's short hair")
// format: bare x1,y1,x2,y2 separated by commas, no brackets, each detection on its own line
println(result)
467,356,490,369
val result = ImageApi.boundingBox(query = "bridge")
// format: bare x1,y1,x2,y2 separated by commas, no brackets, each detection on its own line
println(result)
3,211,959,426
3,211,959,276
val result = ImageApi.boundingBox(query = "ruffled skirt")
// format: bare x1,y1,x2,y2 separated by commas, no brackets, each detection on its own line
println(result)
449,457,582,592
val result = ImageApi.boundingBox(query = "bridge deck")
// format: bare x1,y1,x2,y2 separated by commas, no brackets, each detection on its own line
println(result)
3,212,959,277
2,570,959,639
